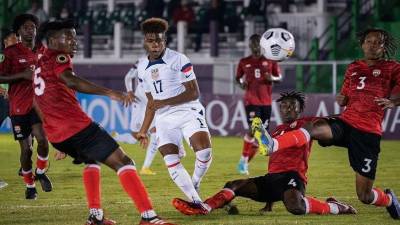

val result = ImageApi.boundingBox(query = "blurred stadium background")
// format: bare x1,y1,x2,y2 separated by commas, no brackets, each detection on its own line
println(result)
1,0,400,138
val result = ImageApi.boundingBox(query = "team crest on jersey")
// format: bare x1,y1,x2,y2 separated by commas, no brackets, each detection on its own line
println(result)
56,54,68,64
372,69,381,77
151,68,159,80
0,54,4,63
290,121,297,128
262,61,269,66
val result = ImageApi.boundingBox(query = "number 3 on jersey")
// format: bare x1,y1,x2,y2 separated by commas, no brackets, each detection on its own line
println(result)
357,76,366,90
34,67,45,96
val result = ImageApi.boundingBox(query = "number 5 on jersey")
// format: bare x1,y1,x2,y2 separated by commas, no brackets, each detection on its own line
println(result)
34,67,45,96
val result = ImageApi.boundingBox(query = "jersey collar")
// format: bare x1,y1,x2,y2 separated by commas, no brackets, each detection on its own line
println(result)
145,48,169,70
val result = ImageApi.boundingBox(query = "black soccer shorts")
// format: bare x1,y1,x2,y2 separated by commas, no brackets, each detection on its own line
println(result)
10,109,42,140
245,105,272,128
323,117,381,180
51,122,119,164
250,171,305,203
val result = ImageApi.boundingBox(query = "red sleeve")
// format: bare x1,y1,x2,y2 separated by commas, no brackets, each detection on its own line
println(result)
271,61,281,77
54,55,73,77
0,51,12,75
391,63,400,94
340,64,352,96
236,59,244,79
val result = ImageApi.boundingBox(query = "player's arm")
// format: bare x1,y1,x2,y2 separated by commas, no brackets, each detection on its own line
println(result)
0,68,34,83
336,66,351,106
235,60,247,89
124,67,139,103
136,92,155,148
265,62,282,83
151,79,199,110
60,69,131,106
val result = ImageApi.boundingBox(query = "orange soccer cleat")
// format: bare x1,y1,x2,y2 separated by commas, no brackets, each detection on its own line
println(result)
326,197,357,214
172,198,210,216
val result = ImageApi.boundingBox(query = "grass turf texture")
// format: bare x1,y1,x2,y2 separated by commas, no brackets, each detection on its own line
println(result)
0,134,399,225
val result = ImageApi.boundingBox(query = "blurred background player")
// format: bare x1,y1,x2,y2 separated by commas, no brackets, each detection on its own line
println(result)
173,91,356,216
0,27,18,190
256,29,400,220
135,18,212,211
236,34,282,175
34,20,176,225
0,14,52,200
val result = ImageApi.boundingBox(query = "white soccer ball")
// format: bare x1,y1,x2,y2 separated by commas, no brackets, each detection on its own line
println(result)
260,28,295,61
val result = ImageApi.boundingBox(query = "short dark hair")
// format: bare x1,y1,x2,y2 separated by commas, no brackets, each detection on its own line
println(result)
250,34,261,42
1,28,15,41
141,17,168,34
12,14,39,34
276,91,306,112
40,20,75,42
358,28,399,59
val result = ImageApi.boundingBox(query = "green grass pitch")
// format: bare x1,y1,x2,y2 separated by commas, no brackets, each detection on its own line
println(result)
0,133,399,225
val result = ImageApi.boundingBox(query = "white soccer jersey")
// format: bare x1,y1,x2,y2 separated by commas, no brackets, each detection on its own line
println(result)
137,48,199,115
124,65,147,104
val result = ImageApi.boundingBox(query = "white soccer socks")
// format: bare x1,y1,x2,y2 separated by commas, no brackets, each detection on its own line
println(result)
192,148,212,192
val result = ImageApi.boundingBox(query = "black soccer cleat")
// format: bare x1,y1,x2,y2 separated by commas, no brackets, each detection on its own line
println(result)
35,171,53,192
85,214,116,225
224,203,239,215
385,189,400,219
25,187,38,200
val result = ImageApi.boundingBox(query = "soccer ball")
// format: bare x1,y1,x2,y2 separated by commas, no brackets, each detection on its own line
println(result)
260,28,295,61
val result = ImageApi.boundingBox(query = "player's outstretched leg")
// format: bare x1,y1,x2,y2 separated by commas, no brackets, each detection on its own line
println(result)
251,117,274,156
289,195,356,215
32,123,53,192
104,148,177,225
237,134,253,175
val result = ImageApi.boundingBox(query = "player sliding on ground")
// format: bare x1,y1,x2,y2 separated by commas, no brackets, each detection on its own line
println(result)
33,20,177,225
254,28,400,220
173,91,357,216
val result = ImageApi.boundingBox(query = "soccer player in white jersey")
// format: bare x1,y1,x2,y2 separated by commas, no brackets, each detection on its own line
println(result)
135,18,212,213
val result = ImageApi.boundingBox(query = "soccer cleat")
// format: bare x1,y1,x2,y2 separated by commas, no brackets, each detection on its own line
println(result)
85,214,116,225
385,189,400,219
0,180,8,189
25,187,38,200
251,117,273,156
139,216,177,225
236,160,249,175
140,167,156,175
35,171,53,192
172,198,210,216
326,197,357,214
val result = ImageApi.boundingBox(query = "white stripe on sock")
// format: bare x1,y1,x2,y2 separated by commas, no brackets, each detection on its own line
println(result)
117,165,136,175
371,189,378,205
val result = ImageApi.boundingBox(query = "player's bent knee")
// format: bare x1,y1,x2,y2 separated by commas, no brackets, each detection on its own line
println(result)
285,204,306,215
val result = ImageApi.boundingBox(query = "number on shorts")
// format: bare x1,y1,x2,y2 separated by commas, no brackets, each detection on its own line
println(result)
34,67,45,96
288,178,297,187
361,158,372,173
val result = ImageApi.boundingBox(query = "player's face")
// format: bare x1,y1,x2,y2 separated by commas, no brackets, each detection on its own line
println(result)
279,98,300,123
18,20,36,42
361,32,385,60
54,28,78,55
144,33,166,60
3,33,18,48
249,37,261,56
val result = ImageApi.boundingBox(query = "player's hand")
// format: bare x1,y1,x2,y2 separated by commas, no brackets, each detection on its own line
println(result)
135,132,149,149
375,97,395,110
109,91,132,107
336,94,348,106
54,150,67,160
127,91,139,103
150,99,165,110
21,66,35,80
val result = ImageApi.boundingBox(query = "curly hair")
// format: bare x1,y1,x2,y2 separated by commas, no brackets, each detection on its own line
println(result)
40,20,75,41
12,14,39,35
358,28,399,59
276,91,306,112
140,17,168,34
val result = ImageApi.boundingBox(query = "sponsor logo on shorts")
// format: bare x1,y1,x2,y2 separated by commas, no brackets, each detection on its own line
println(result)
249,111,256,118
14,125,21,133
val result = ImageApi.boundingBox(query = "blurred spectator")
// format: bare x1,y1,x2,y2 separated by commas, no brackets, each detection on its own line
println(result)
58,6,71,20
26,0,49,23
172,0,195,25
244,0,266,19
167,0,181,19
144,0,165,18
